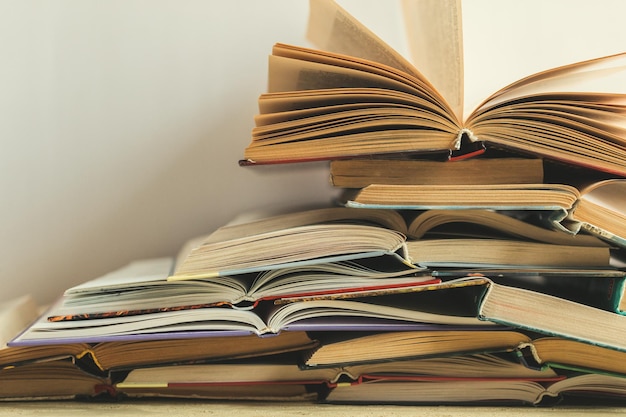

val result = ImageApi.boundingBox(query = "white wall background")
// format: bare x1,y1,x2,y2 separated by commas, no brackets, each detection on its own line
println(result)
1,0,625,305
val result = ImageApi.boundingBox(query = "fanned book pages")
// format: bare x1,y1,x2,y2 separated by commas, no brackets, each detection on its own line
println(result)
241,0,626,176
170,207,610,280
167,207,612,279
166,207,420,279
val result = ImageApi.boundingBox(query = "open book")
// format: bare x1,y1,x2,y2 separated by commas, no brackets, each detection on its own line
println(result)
12,268,626,356
343,178,626,246
115,353,558,402
303,329,531,367
305,330,626,379
0,330,317,374
26,202,617,331
323,372,626,405
0,293,319,373
242,0,626,176
117,353,557,388
113,353,626,405
167,207,611,281
43,256,435,321
14,205,611,335
9,292,494,346
271,274,626,354
0,360,111,401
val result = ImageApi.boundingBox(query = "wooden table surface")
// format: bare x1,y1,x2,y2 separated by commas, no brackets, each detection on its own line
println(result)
1,400,626,417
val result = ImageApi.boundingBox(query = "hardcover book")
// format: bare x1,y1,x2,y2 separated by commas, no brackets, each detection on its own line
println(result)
241,0,626,176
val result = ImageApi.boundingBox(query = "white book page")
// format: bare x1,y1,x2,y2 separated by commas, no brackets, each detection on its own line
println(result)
402,0,464,121
335,0,409,58
309,0,417,77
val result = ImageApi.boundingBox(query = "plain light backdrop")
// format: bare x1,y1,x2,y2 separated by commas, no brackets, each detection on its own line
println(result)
1,0,625,305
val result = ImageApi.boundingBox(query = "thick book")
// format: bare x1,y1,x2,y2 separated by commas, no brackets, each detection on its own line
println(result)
117,382,318,402
323,373,626,405
343,178,626,246
477,279,626,353
431,268,626,317
166,207,611,281
304,329,626,380
302,329,532,367
116,361,326,401
0,358,319,401
517,337,626,378
114,353,558,402
241,0,626,176
0,331,318,374
402,238,609,269
329,157,545,188
274,275,626,354
116,353,558,389
15,272,626,355
170,207,414,279
0,359,112,401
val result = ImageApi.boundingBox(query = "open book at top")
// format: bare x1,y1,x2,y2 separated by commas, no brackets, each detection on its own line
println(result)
243,0,626,175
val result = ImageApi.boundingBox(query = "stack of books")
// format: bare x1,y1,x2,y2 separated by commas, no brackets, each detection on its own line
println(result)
3,0,626,406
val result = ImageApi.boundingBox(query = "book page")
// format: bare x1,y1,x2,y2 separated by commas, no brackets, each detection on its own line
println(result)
267,51,423,95
201,208,408,245
579,179,626,215
475,53,626,114
307,0,420,80
402,0,463,121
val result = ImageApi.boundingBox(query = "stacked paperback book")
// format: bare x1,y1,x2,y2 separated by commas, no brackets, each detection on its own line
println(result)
3,0,626,406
